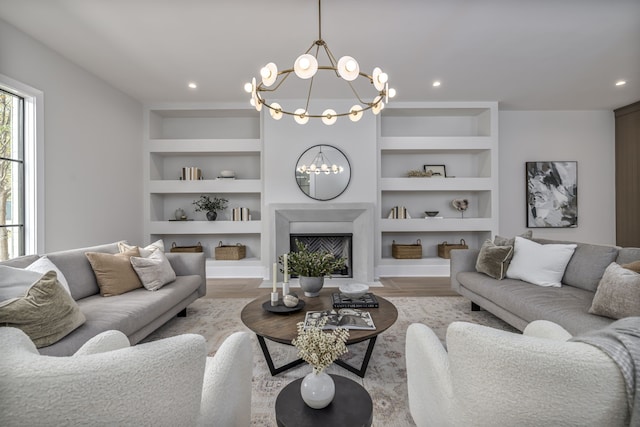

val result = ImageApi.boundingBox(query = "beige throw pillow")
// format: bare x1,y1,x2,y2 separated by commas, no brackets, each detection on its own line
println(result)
589,262,640,319
475,239,514,280
118,239,165,257
0,271,86,348
130,249,177,291
622,260,640,274
86,248,143,296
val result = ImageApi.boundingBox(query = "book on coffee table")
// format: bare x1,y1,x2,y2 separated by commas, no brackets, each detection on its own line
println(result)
303,309,376,330
332,292,379,308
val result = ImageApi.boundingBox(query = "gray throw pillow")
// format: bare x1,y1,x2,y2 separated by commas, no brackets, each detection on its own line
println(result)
475,239,514,280
589,262,640,319
0,271,86,347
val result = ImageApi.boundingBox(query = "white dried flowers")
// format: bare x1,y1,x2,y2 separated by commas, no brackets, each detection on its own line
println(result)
292,317,349,374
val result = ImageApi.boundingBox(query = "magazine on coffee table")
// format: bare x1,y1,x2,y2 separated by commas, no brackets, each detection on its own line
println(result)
332,292,379,308
303,309,376,330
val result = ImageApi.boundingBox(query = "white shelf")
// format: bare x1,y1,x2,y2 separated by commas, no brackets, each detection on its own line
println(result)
149,220,261,234
380,218,495,232
148,179,262,194
146,138,261,154
380,177,492,191
376,102,498,277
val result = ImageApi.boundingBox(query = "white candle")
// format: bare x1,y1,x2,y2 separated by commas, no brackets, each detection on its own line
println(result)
273,262,277,292
283,253,289,283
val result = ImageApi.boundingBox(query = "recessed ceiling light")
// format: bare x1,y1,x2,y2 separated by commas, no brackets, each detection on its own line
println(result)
188,82,198,89
615,80,626,86
432,81,441,87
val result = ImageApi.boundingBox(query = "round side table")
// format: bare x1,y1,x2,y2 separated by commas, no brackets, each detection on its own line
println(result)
275,374,373,427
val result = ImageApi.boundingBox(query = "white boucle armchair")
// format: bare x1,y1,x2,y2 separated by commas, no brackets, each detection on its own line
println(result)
406,320,629,427
0,327,253,427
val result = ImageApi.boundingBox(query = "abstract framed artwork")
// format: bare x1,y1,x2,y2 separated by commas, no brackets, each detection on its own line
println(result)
526,161,578,228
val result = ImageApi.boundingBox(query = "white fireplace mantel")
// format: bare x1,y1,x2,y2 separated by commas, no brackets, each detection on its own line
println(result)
267,203,376,284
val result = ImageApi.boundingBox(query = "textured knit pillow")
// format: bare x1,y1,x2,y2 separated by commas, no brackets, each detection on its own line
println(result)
0,271,86,348
130,249,177,291
506,237,577,287
475,240,514,280
85,247,143,296
589,262,640,319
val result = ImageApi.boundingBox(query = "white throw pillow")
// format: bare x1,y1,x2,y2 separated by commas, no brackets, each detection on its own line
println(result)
130,249,176,291
0,265,43,304
26,256,71,295
118,239,165,257
506,237,577,287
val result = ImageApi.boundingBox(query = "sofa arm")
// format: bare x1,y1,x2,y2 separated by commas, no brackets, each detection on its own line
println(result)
165,252,206,296
406,323,458,427
523,320,572,341
449,248,479,294
198,331,253,427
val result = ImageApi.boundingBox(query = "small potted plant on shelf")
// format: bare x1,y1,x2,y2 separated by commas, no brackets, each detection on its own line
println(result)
280,240,346,297
193,195,228,221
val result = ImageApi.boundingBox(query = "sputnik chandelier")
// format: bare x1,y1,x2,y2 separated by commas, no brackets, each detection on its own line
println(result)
297,145,344,175
243,0,395,125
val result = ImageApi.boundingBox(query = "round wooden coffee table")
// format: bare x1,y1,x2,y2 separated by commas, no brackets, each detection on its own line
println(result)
241,288,398,377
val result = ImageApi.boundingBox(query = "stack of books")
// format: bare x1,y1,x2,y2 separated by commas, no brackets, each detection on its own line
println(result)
332,292,379,308
231,207,250,221
180,167,202,180
388,206,411,219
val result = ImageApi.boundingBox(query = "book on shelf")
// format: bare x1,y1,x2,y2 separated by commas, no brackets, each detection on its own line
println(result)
232,207,250,221
302,309,376,331
331,292,379,308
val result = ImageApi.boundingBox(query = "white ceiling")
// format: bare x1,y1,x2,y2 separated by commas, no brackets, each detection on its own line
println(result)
1,0,638,110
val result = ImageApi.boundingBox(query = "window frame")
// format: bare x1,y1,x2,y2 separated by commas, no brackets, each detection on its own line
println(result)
0,73,45,256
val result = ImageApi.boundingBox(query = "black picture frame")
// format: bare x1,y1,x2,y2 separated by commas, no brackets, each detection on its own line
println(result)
423,164,446,177
526,161,578,228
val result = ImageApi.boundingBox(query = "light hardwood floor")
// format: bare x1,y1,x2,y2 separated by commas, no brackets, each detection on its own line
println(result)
205,276,457,299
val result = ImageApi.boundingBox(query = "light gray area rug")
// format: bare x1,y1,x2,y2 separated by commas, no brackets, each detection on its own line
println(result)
143,296,517,426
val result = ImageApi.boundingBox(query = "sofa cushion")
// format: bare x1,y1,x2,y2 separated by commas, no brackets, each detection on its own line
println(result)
457,271,612,335
616,247,640,265
0,271,86,347
47,242,122,300
589,262,640,319
38,275,202,356
475,240,513,280
534,239,619,292
86,248,143,297
130,250,177,291
506,237,576,287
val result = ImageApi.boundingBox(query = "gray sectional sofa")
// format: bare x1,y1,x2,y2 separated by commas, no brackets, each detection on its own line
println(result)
451,238,640,335
0,241,206,356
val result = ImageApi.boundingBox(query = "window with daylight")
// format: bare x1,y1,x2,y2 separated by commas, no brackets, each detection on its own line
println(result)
0,89,25,260
0,75,44,261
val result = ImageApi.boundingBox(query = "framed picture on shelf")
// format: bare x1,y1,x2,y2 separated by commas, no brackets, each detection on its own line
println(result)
526,161,577,228
423,164,446,177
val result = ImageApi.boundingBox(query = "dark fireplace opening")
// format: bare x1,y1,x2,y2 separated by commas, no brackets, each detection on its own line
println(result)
289,233,353,278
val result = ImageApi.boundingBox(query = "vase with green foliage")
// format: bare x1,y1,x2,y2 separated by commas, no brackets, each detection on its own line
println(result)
193,195,228,221
280,240,346,297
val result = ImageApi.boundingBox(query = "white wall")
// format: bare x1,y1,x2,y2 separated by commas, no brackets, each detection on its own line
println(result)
499,110,616,245
0,19,143,252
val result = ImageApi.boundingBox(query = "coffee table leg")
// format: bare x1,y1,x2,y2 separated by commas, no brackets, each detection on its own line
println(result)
256,335,306,376
334,336,377,378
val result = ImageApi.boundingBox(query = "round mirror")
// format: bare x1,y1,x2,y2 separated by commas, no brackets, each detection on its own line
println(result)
295,144,351,201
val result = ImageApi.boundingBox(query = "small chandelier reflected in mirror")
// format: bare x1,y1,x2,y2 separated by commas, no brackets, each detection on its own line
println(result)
297,145,344,175
243,0,396,125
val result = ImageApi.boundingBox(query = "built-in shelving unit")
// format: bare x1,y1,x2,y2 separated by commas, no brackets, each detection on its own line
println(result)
376,102,499,276
143,105,264,278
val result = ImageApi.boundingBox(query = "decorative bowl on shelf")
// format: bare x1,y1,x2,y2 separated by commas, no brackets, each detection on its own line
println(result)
339,283,370,299
220,170,235,178
424,211,439,217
